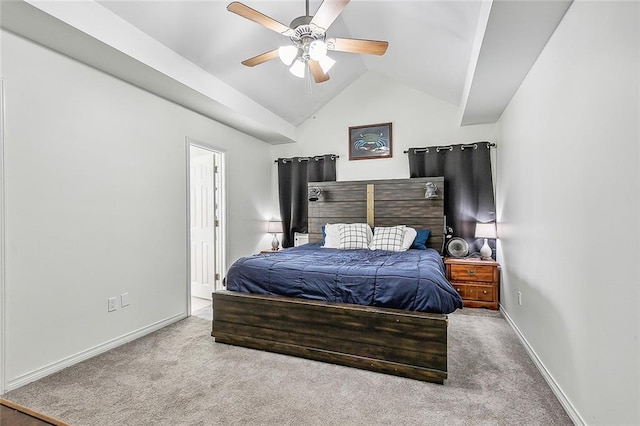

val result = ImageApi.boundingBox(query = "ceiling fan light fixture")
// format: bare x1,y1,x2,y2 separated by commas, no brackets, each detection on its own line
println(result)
319,55,336,73
308,39,328,61
289,58,306,78
278,45,298,66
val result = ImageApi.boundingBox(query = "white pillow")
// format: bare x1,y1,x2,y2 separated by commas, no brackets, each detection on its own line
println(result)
401,227,417,251
369,225,406,252
323,223,372,248
323,223,344,248
338,224,370,250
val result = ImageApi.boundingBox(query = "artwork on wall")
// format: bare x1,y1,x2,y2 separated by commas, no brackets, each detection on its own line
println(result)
348,122,393,160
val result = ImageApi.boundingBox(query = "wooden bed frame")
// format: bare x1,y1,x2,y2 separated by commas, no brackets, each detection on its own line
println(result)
212,177,450,384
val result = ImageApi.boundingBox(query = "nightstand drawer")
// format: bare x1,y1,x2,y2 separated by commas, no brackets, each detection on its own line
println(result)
452,284,473,299
476,287,494,302
449,264,494,282
452,283,494,303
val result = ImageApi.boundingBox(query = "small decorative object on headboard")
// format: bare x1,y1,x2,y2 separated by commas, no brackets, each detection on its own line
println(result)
308,186,323,202
425,182,438,199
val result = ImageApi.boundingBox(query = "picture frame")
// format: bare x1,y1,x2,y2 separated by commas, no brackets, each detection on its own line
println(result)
348,122,393,160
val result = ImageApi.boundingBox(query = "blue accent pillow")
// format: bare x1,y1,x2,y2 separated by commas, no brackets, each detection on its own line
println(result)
321,225,326,244
411,229,430,250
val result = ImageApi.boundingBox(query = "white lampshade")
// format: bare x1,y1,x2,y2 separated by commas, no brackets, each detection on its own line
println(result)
318,55,336,73
278,45,298,66
309,40,328,61
475,222,497,239
289,58,306,78
268,220,283,234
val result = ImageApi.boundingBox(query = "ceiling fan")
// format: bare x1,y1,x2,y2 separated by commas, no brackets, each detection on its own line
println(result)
227,0,389,83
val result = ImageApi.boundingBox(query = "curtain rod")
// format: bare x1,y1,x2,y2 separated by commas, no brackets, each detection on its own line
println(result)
274,155,339,163
403,142,496,154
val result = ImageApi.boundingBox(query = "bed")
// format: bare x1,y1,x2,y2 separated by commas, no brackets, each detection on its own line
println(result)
224,243,460,313
212,177,460,384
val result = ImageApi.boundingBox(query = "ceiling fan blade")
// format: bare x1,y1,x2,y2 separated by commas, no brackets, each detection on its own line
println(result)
308,60,330,83
241,49,279,67
328,37,389,56
310,0,350,31
227,2,293,36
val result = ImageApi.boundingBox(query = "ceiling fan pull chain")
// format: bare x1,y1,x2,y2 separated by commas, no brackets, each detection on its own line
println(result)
306,66,313,96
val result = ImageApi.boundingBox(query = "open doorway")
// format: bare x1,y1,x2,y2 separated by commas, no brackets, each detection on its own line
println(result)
188,142,225,320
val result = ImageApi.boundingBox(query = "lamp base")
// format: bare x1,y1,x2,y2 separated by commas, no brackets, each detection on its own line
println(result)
480,238,492,260
271,234,280,251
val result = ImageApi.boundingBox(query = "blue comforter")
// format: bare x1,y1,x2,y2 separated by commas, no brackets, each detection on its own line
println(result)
224,243,462,314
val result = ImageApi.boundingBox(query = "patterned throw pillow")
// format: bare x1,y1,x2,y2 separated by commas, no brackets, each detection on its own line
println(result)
338,224,370,250
370,226,406,251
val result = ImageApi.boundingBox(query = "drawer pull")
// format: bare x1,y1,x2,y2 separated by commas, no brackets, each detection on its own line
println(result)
483,290,488,294
467,270,475,276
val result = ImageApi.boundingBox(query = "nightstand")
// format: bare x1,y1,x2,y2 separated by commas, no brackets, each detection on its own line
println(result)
444,257,500,310
259,249,280,254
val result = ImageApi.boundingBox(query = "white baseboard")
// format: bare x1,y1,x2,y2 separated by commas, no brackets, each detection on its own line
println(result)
500,306,585,426
5,312,187,392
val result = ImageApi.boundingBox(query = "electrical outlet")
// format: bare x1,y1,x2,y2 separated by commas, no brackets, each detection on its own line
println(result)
518,291,522,306
108,297,118,312
120,292,130,307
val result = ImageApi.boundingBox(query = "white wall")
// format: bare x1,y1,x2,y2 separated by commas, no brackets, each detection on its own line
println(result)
495,1,639,424
0,29,274,390
272,72,497,181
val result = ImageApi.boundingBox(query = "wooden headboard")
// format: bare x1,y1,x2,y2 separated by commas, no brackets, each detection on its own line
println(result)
307,177,445,251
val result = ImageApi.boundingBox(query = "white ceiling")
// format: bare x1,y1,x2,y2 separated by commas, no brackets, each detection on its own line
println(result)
0,0,572,144
96,0,483,125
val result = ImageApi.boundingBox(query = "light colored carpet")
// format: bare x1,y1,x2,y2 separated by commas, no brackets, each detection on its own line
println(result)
192,304,213,322
4,308,571,425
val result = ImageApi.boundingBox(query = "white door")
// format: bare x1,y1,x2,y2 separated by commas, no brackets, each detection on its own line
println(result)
190,146,217,299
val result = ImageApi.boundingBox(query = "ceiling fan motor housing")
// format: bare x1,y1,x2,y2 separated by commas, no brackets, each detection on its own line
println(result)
289,16,326,59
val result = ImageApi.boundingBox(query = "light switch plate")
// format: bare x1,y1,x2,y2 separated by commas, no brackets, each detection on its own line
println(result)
108,297,117,312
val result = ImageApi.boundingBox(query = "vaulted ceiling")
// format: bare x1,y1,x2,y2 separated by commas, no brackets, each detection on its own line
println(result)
1,0,572,144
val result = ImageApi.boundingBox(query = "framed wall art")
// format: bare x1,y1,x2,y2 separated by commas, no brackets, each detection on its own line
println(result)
348,122,393,160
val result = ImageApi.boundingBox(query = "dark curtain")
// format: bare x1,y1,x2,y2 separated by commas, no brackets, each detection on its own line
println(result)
278,154,337,248
408,142,495,254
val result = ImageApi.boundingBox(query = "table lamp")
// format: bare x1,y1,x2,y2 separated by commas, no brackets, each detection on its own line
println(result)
268,220,284,251
475,222,496,260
